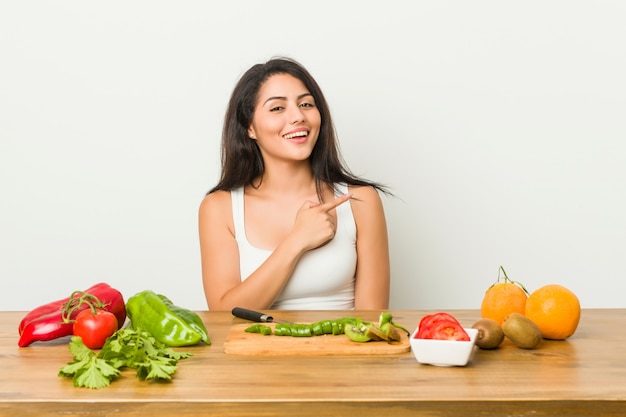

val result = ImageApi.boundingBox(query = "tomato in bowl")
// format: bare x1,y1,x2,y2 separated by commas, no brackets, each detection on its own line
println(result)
410,312,478,366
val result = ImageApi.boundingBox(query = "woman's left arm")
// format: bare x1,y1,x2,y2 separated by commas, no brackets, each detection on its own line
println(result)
350,185,391,309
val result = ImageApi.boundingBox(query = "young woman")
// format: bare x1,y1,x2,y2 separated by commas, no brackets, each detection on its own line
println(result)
199,57,390,311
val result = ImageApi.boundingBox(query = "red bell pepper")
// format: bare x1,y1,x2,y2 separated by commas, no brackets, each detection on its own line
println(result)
18,282,126,347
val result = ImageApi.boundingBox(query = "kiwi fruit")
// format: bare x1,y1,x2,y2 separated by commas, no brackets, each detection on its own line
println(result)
366,325,387,341
471,318,504,349
502,313,542,349
344,323,372,343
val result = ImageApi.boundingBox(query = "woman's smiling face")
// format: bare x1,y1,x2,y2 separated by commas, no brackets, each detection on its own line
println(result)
248,73,321,163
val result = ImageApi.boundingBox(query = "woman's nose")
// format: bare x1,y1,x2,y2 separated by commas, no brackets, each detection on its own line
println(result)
289,106,305,124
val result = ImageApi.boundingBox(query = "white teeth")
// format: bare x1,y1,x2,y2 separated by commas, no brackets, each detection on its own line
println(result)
283,131,308,139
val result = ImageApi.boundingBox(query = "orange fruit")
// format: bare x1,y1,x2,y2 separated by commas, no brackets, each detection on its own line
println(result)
525,284,580,340
481,283,528,325
480,266,529,325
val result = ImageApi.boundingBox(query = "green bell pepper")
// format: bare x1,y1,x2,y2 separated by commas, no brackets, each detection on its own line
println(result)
157,294,211,344
126,290,211,346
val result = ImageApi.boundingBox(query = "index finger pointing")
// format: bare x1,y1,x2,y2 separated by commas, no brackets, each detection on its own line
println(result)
321,193,352,211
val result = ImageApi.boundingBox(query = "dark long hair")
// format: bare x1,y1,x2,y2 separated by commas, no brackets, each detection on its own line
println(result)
207,57,389,200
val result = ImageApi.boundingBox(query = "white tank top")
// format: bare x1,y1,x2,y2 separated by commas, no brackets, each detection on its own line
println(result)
231,184,357,310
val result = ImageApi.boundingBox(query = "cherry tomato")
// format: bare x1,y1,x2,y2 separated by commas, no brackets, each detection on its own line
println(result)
73,308,118,349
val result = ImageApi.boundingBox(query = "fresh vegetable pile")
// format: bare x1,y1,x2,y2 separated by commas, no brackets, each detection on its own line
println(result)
71,299,120,349
245,312,409,343
59,328,192,389
17,283,211,389
18,283,126,347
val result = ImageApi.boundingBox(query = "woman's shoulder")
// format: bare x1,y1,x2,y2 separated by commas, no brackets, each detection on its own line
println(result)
199,189,233,217
346,184,382,201
345,184,385,222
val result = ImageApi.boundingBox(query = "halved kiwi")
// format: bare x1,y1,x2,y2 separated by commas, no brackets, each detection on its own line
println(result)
344,323,372,343
366,325,388,341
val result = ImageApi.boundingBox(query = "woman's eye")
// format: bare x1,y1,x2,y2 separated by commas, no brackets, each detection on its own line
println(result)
300,102,315,108
270,106,284,112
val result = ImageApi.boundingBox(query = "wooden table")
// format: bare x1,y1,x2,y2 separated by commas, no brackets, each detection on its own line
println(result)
1,309,625,416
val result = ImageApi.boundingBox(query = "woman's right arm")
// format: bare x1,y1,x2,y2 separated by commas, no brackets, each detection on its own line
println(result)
198,191,305,311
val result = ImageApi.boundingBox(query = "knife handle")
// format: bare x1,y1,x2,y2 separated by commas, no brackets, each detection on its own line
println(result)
232,307,273,323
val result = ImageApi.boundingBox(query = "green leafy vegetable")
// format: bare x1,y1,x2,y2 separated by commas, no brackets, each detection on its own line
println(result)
59,328,192,389
58,338,120,389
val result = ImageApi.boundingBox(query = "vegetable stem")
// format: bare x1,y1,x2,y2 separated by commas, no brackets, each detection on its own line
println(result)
61,291,108,323
498,265,529,296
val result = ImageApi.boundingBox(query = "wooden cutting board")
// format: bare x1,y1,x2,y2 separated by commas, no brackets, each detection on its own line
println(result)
223,323,411,356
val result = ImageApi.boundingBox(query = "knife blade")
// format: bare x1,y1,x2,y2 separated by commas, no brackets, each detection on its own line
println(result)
231,307,289,323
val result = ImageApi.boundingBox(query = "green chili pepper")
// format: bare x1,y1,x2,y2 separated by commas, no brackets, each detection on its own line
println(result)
311,322,324,336
245,324,261,333
126,290,210,346
321,320,332,334
241,314,405,342
245,323,272,335
251,316,378,339
291,324,313,337
379,312,393,327
275,323,292,336
377,312,410,336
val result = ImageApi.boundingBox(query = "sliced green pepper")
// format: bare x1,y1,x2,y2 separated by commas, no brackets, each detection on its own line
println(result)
275,323,292,336
126,290,210,347
321,320,332,334
291,324,312,337
245,323,272,335
311,322,324,336
240,313,406,342
379,312,393,327
378,312,410,336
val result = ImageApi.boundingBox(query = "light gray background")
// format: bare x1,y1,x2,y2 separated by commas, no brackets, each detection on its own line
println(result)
2,1,625,312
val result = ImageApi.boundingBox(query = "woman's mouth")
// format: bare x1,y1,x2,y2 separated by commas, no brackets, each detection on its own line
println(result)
283,130,309,143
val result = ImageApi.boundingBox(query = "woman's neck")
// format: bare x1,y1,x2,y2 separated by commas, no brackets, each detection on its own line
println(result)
250,162,319,199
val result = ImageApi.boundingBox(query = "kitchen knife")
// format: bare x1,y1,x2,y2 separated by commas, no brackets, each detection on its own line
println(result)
231,307,289,323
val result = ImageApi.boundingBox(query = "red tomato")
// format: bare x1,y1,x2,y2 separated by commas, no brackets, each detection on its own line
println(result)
73,308,118,349
416,312,462,339
430,319,470,341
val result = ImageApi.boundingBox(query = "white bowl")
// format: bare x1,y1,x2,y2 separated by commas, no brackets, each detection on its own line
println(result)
410,328,478,367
